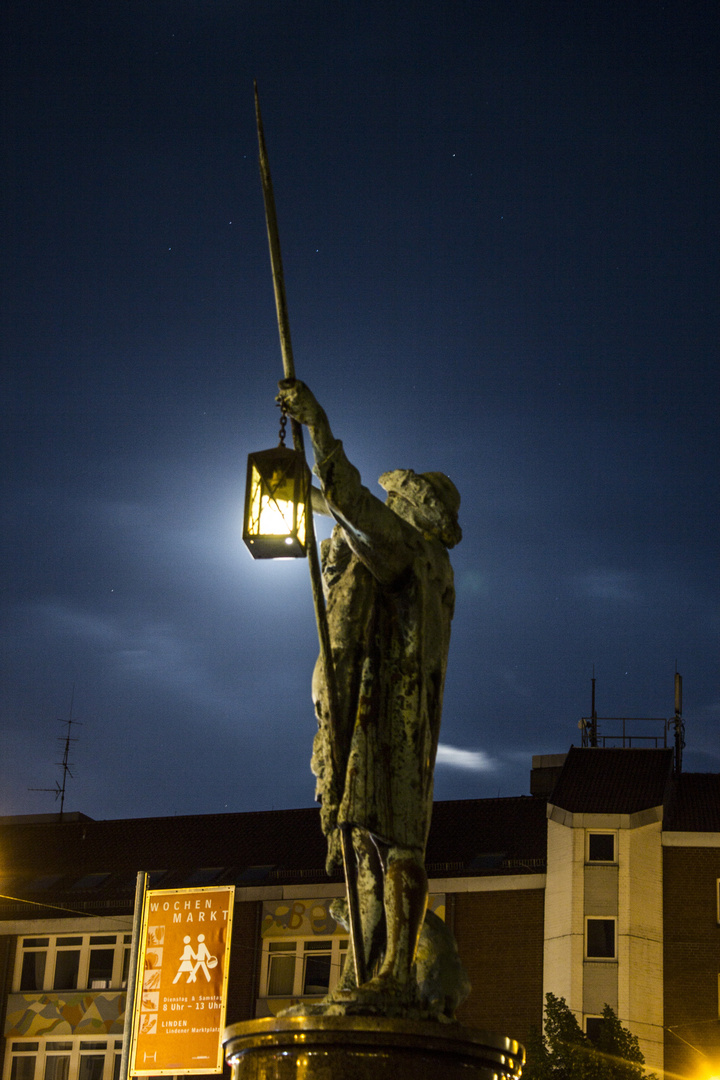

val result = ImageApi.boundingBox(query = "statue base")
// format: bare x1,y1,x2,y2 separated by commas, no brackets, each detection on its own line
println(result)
223,1015,524,1080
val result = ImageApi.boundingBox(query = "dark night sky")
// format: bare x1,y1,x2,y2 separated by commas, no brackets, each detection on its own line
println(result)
1,1,718,820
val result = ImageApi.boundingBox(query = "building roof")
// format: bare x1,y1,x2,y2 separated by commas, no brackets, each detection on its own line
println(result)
0,795,548,921
426,796,547,873
664,772,720,832
549,746,674,814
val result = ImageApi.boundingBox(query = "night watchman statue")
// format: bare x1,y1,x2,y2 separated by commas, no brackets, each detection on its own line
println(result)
277,378,466,1017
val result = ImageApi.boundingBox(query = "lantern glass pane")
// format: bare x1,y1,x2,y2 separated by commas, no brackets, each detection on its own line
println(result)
243,447,309,558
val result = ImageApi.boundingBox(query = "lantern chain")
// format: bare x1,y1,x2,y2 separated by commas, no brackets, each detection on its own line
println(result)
277,401,288,446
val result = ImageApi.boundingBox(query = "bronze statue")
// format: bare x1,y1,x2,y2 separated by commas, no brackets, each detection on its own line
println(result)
277,379,464,1014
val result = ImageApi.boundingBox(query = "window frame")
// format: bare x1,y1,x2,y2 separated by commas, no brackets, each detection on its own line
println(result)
4,1040,122,1080
586,831,617,864
585,916,617,960
584,1015,605,1043
259,936,349,1000
14,934,132,994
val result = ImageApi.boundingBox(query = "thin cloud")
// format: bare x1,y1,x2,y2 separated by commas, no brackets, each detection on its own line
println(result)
435,744,496,771
577,570,638,602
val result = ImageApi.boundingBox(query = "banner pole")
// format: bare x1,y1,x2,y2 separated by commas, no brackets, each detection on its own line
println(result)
119,871,148,1080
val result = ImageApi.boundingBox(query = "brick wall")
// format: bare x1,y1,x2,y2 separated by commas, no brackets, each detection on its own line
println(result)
663,846,720,1077
454,887,545,1045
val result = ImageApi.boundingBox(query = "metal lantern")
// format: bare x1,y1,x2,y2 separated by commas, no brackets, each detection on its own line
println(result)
243,444,310,558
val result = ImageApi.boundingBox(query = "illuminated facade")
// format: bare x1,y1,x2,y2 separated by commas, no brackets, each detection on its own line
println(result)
0,748,717,1080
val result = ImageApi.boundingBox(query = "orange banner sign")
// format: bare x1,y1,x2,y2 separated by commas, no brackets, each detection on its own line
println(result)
129,885,234,1075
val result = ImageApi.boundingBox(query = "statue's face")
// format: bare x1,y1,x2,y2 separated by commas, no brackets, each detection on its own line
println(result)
386,490,441,540
382,474,462,549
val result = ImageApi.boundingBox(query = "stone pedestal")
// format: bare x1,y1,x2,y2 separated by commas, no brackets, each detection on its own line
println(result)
224,1015,524,1080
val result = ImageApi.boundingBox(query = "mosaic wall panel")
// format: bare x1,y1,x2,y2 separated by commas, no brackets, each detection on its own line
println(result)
4,992,126,1037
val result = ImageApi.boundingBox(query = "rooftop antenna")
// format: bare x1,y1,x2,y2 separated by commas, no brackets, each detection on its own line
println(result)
673,666,684,774
590,666,598,747
29,686,83,821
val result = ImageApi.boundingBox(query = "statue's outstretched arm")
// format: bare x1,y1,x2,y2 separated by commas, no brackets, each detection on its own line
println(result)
277,380,414,582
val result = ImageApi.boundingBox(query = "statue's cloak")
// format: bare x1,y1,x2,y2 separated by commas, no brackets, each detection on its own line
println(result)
310,440,455,859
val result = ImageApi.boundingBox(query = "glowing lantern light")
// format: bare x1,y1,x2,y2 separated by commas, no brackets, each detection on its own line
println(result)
243,444,310,558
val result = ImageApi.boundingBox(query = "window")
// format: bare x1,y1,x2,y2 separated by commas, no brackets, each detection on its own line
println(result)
587,832,616,862
20,943,48,991
4,1041,122,1080
70,875,111,892
8,1044,38,1080
14,935,132,994
182,867,224,886
585,1016,604,1043
260,937,349,999
586,918,616,959
43,1044,71,1080
53,942,81,991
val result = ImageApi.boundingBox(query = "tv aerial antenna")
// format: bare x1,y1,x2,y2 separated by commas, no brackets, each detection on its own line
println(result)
29,686,83,820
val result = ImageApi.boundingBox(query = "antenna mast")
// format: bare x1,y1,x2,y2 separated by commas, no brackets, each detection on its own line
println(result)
673,669,684,774
29,687,82,820
590,667,598,747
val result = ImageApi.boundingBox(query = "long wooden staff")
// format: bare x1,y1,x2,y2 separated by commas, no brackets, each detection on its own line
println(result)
254,83,367,987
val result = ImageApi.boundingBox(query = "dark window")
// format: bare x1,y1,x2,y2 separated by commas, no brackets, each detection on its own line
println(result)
11,1059,35,1080
586,1017,605,1043
302,941,332,995
121,948,131,987
586,919,615,958
43,1059,69,1080
588,834,615,862
26,877,63,893
88,949,115,988
182,867,224,886
71,874,110,892
20,952,46,991
234,865,276,882
53,951,80,990
79,1048,106,1079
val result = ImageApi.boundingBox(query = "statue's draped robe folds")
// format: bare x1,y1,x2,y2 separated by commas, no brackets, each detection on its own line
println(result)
310,440,456,862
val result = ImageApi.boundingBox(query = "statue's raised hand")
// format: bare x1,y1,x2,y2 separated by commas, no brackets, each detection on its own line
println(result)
277,379,324,427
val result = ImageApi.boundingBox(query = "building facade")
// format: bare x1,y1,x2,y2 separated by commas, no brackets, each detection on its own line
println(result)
0,747,717,1080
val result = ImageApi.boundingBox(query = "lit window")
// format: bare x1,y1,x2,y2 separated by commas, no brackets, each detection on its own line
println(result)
266,943,296,996
9,1044,38,1080
14,934,131,993
5,1040,120,1080
586,918,616,959
260,937,349,999
43,1046,71,1080
587,833,615,862
10,1058,36,1080
77,1043,106,1080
